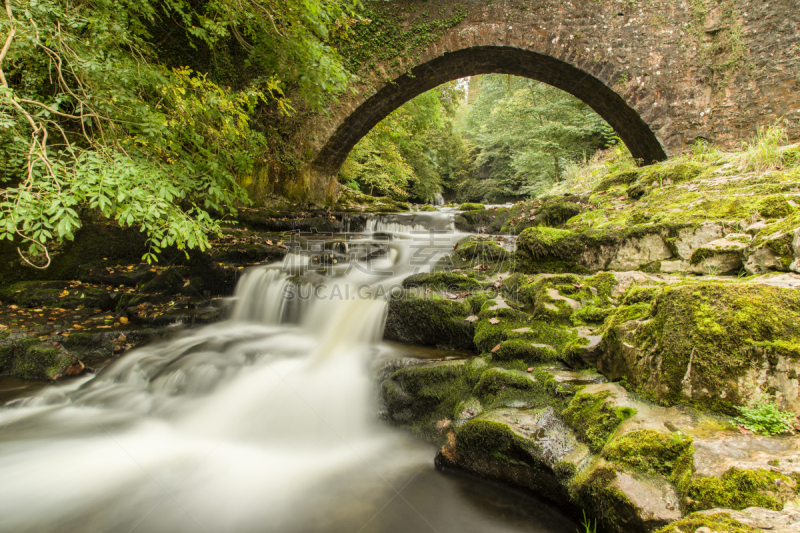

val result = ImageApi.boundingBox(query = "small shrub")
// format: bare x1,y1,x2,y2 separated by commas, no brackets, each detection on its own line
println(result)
735,400,795,436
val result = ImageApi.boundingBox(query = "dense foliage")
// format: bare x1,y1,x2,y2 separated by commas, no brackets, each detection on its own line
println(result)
0,0,360,265
456,75,611,202
338,80,471,202
339,74,612,204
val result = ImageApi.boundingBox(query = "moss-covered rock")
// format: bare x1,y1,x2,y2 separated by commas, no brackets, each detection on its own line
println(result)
385,361,480,435
4,338,82,380
684,468,798,513
562,390,636,451
459,203,485,211
598,283,800,414
516,224,681,274
401,272,482,292
384,290,474,349
494,339,559,363
603,429,694,481
454,207,511,233
653,512,758,533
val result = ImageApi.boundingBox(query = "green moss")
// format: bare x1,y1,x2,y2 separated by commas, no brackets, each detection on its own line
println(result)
473,316,577,355
562,391,636,451
757,194,794,218
0,344,14,373
385,290,474,349
455,419,532,466
584,272,617,301
571,305,615,325
402,272,482,292
595,169,642,191
603,430,694,482
570,465,631,527
459,203,485,211
389,362,480,438
685,468,794,512
473,368,535,398
626,283,800,413
653,512,757,533
494,339,558,363
10,339,73,380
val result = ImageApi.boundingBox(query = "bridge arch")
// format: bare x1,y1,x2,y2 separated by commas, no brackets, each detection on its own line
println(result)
313,45,669,178
290,0,800,203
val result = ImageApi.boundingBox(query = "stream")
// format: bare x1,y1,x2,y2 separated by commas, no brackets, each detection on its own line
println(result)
0,211,578,532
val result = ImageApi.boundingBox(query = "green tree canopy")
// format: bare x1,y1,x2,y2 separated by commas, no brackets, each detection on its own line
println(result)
339,80,470,202
456,75,611,202
0,0,360,266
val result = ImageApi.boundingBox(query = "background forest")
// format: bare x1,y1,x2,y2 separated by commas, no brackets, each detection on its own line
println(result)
338,74,615,204
0,0,616,267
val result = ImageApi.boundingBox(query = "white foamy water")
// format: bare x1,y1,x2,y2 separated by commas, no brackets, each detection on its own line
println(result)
0,211,576,533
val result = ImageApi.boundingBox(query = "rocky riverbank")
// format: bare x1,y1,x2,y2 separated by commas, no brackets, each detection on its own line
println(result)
379,147,800,532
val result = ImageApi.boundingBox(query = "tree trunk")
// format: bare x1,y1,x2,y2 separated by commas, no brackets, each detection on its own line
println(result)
552,150,561,182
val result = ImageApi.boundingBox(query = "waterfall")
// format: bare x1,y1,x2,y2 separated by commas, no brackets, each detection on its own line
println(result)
0,210,574,532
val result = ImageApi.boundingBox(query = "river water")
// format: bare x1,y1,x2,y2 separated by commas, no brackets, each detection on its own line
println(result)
0,212,577,532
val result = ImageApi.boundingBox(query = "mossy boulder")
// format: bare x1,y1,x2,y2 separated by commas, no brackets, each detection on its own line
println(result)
757,194,794,219
384,290,474,349
384,361,481,435
684,468,799,513
653,512,758,533
516,225,678,274
0,337,83,380
494,339,558,363
603,429,694,482
562,390,636,451
459,203,485,211
454,207,511,233
598,283,800,414
401,272,482,292
473,311,577,355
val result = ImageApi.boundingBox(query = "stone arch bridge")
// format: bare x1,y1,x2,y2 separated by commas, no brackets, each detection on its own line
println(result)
273,0,800,202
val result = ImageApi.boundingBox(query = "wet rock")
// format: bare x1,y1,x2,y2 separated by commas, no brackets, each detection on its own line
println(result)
384,290,475,350
141,268,187,296
0,336,81,380
99,291,120,312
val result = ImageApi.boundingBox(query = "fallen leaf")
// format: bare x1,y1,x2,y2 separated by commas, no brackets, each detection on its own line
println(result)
119,317,128,324
183,280,190,287
738,425,754,435
445,292,458,300
465,315,479,323
118,334,127,341
527,367,534,373
489,318,500,325
491,343,501,353
435,418,451,432
453,243,459,251
73,324,85,329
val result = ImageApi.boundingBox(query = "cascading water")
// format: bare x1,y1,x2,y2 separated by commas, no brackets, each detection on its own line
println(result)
433,193,444,206
0,212,576,533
